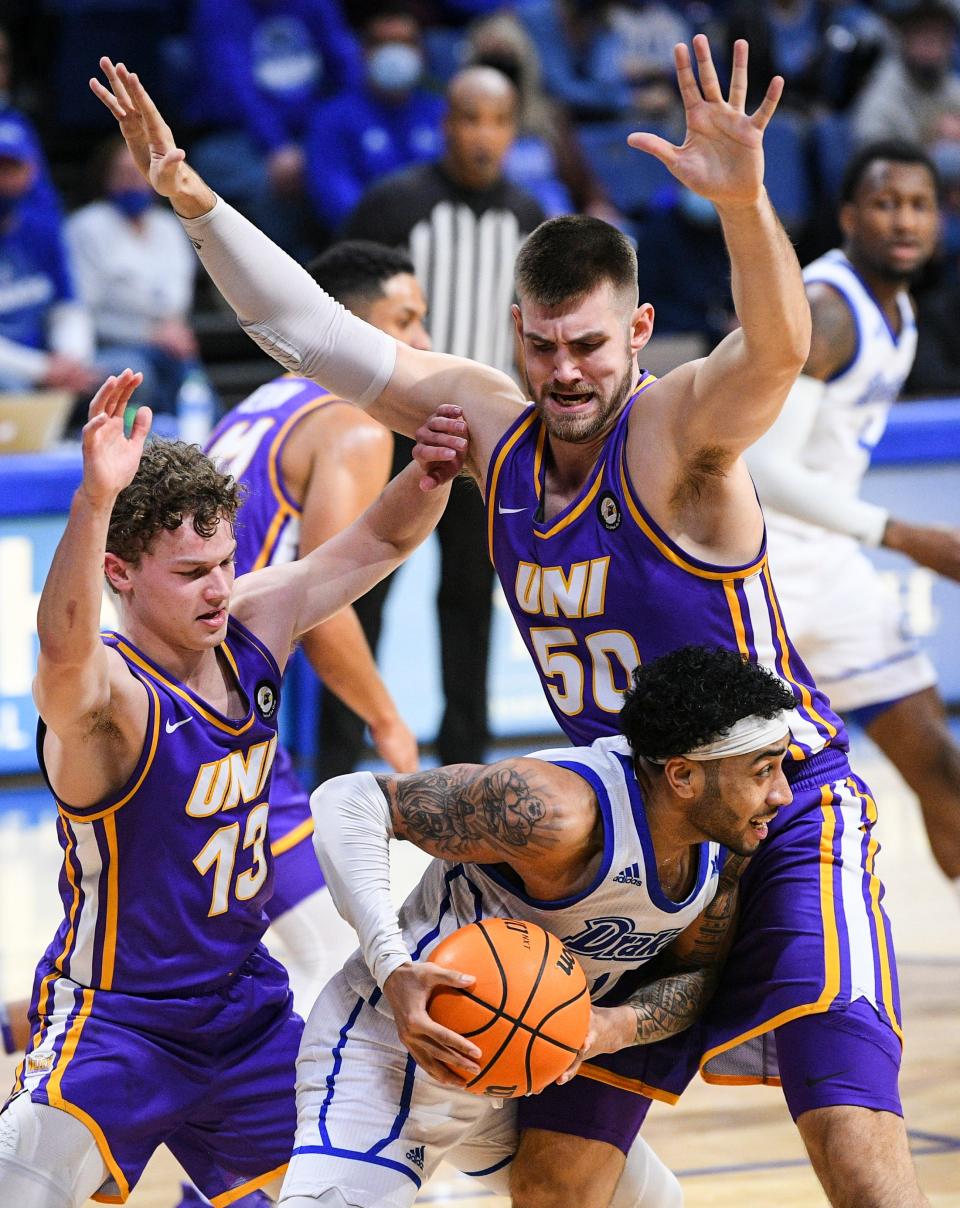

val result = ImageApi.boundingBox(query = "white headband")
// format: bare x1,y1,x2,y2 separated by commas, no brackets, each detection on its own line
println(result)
648,713,792,764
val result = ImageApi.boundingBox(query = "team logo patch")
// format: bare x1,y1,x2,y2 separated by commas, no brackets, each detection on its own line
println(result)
597,491,621,531
405,1145,425,1170
255,681,278,720
26,1052,55,1073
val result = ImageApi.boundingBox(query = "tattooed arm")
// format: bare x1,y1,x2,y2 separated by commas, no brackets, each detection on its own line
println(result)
558,854,747,1084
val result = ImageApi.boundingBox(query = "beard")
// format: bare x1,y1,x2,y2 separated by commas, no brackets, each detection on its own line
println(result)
530,355,637,444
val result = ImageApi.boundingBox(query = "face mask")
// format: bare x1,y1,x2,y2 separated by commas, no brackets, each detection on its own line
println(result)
109,188,153,220
367,43,423,93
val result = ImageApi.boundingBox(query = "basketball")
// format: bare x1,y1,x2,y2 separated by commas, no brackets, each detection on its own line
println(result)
427,917,591,1098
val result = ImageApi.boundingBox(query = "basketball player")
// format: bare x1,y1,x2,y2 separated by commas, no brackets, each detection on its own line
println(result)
745,139,960,895
279,646,794,1208
92,35,926,1207
205,239,430,1010
0,371,461,1207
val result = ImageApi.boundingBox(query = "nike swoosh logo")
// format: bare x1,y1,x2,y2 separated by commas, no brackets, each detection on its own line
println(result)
497,503,527,514
804,1070,847,1088
165,716,194,734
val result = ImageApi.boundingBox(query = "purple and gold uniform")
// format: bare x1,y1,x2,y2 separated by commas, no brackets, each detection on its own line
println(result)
206,376,339,918
8,619,301,1204
485,384,903,1147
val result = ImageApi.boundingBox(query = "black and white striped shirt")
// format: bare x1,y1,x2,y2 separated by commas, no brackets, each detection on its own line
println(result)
344,161,545,376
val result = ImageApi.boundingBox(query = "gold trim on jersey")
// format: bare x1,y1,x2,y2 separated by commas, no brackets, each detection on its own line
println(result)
761,565,839,743
270,816,314,857
577,1062,681,1104
99,816,120,990
696,785,843,1079
45,987,131,1201
253,393,336,571
57,681,162,823
534,465,606,541
211,1163,290,1207
618,460,767,581
111,639,256,736
486,411,539,560
847,777,902,1041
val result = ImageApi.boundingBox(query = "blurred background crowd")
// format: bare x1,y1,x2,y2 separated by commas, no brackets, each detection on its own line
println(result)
4,0,960,426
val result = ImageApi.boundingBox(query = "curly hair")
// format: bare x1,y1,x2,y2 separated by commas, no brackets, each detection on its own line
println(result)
106,439,244,564
620,646,796,763
306,240,416,311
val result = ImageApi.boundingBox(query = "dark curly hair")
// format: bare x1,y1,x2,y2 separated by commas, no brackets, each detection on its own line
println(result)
106,439,244,564
620,646,796,763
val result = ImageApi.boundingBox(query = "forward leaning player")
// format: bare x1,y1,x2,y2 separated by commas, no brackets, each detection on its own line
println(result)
0,372,460,1206
279,646,794,1207
745,139,960,898
205,239,431,1010
93,36,927,1207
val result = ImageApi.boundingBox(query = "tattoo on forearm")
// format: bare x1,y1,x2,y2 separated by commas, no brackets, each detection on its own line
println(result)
377,766,549,857
629,856,746,1044
630,967,714,1044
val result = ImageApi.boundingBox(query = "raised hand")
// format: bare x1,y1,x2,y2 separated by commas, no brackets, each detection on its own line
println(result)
629,36,782,210
412,403,469,492
80,370,149,508
89,59,187,198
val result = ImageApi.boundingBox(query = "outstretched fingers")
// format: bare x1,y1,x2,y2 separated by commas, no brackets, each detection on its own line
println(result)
672,41,702,111
691,33,723,102
117,65,168,138
727,38,749,110
750,74,784,131
626,130,679,170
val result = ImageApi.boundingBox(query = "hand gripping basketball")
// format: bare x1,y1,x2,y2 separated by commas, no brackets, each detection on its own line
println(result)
428,918,591,1097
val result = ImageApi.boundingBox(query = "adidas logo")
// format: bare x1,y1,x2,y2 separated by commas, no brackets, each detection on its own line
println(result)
613,862,643,887
406,1145,425,1170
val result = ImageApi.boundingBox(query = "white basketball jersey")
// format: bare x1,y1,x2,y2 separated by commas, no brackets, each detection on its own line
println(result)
768,250,916,542
343,735,723,1012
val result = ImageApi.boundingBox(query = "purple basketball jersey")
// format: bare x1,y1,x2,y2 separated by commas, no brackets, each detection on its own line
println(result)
35,618,282,993
205,376,338,572
486,380,847,763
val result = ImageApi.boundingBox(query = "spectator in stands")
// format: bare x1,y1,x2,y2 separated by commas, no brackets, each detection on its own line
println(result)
304,7,445,235
189,0,363,254
66,137,206,422
466,11,619,220
341,66,544,770
0,23,61,225
0,120,96,393
851,0,960,146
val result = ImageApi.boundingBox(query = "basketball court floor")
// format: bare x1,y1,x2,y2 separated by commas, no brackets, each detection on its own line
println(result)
1,734,958,1206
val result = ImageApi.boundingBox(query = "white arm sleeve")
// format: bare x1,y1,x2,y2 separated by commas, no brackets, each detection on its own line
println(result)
745,374,889,547
177,199,396,406
310,772,410,988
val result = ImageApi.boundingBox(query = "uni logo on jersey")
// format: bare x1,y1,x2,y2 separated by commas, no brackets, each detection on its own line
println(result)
514,557,610,618
185,735,278,818
563,917,682,962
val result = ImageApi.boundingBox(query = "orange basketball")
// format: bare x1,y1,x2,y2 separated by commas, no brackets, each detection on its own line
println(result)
427,917,591,1097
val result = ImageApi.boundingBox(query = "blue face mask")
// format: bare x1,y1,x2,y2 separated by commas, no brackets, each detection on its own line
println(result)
367,42,423,93
110,188,153,220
